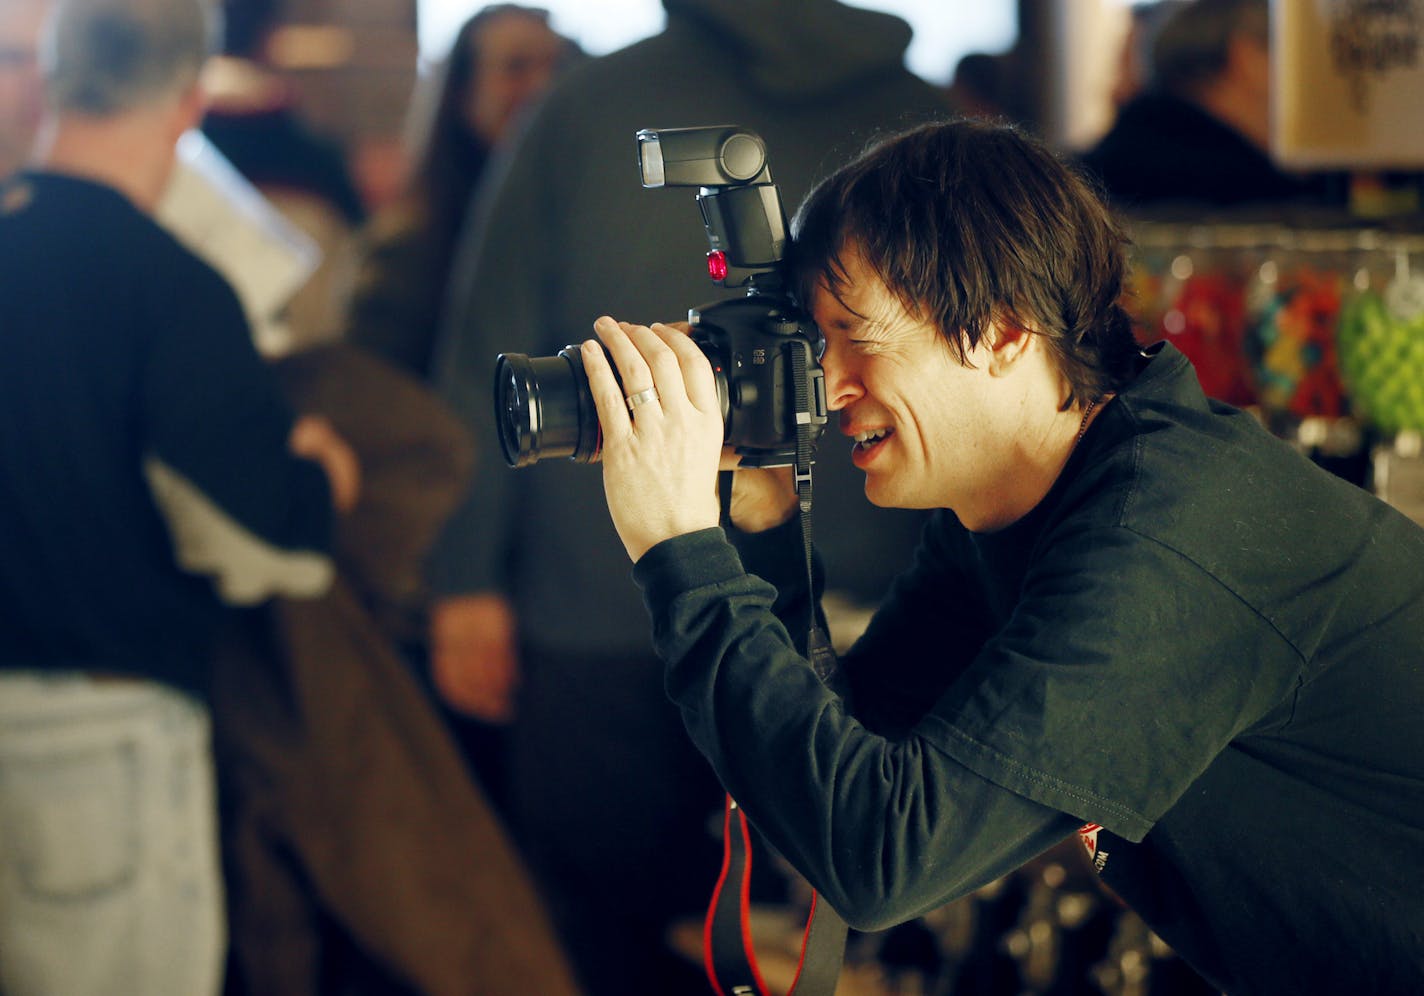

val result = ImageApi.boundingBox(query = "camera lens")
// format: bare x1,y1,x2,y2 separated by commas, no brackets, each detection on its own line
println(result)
494,347,603,467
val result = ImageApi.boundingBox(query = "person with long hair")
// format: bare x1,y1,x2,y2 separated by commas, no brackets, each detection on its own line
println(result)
348,5,575,377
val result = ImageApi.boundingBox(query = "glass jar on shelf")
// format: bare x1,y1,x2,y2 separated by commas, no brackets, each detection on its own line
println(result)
1246,229,1353,421
1125,223,1258,408
1337,235,1424,437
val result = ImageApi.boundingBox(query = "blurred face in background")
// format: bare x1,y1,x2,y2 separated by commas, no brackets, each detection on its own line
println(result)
0,0,48,176
463,9,566,146
1224,27,1271,147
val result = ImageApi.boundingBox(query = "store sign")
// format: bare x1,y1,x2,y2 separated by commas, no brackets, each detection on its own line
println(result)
1273,0,1424,167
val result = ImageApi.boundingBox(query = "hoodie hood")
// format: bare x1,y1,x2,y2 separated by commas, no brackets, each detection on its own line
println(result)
661,0,914,100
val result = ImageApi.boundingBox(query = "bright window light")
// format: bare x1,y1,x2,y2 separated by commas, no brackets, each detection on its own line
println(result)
417,1,1017,85
847,0,1017,84
417,0,664,65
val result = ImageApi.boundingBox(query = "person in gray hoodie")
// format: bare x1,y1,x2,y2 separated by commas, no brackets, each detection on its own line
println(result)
428,2,950,991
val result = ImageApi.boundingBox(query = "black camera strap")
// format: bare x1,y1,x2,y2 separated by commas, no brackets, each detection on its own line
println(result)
791,341,838,689
704,343,847,996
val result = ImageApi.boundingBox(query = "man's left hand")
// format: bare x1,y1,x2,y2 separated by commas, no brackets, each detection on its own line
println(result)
583,316,723,562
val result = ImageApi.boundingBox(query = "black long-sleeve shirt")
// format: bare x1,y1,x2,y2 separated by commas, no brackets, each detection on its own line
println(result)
633,343,1424,994
0,172,332,698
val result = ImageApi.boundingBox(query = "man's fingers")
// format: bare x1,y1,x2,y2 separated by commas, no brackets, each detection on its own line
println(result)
584,321,634,442
624,322,689,417
652,323,720,414
589,315,719,440
596,316,656,399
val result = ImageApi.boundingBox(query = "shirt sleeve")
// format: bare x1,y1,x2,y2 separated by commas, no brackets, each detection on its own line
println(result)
142,261,333,602
634,528,1080,932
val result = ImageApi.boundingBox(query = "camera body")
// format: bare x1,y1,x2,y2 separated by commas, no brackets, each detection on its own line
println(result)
495,125,827,468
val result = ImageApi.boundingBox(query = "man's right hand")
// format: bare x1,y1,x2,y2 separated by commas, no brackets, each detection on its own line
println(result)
726,463,799,533
429,592,520,724
288,413,361,513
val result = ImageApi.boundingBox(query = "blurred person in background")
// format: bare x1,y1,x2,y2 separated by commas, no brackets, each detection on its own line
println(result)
0,0,48,177
1082,0,1319,208
0,0,354,991
349,4,576,381
149,33,579,988
426,0,950,991
347,2,576,816
202,0,367,348
208,342,581,996
943,50,1017,123
1106,0,1190,110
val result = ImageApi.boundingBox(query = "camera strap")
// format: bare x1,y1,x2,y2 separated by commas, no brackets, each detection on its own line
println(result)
704,795,848,996
790,337,837,688
704,342,847,996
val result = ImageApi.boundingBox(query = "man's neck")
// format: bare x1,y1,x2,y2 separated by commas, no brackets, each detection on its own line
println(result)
33,107,179,213
974,399,1101,533
1187,33,1273,155
1191,80,1270,153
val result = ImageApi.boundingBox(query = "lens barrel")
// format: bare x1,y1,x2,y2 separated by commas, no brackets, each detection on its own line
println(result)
495,347,603,467
495,312,817,470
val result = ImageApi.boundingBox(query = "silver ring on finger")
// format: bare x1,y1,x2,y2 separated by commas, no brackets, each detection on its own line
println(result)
625,386,660,413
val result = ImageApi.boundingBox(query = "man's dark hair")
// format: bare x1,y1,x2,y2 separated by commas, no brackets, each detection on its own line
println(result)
789,118,1140,407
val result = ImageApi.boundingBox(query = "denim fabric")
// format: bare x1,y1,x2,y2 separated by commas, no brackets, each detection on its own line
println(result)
0,673,224,996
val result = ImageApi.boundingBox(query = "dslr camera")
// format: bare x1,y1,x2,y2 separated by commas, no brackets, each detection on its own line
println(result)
494,125,828,469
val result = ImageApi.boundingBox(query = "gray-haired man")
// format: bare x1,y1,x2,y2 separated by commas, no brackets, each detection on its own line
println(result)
0,0,356,991
0,0,48,177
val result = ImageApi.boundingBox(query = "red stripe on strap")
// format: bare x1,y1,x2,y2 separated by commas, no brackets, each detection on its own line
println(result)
703,803,736,996
789,890,819,990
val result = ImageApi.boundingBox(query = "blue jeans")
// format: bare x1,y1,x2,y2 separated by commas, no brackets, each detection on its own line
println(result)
0,673,225,996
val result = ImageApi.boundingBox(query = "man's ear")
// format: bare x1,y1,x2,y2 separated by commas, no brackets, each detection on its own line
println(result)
172,79,207,136
984,320,1034,377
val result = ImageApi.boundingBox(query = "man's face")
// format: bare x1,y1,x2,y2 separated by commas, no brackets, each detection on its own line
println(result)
0,0,48,177
1228,31,1272,148
464,12,566,146
811,249,1011,520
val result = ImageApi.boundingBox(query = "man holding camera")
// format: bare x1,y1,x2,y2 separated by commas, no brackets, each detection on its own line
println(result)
428,2,948,990
582,119,1424,994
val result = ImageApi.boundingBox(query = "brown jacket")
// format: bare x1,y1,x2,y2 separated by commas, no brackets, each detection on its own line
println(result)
213,344,580,995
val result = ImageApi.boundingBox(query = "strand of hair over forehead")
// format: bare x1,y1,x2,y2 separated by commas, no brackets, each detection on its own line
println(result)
853,123,1089,350
810,121,1132,398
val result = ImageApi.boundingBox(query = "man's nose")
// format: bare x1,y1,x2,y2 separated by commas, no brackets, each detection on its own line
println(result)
819,343,862,411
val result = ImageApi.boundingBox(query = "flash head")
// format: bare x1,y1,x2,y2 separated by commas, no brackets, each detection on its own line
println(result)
490,125,825,470
637,126,769,189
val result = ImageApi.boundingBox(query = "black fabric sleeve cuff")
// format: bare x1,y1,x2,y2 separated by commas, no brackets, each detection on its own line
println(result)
725,512,811,591
632,527,746,619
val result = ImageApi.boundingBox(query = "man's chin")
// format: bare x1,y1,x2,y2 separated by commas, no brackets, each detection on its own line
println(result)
866,475,939,512
863,476,895,508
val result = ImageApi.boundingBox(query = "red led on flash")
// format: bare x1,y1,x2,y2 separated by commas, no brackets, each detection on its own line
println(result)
707,250,728,282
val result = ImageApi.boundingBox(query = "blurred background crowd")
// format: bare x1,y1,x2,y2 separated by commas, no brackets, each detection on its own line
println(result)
1,0,1420,994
